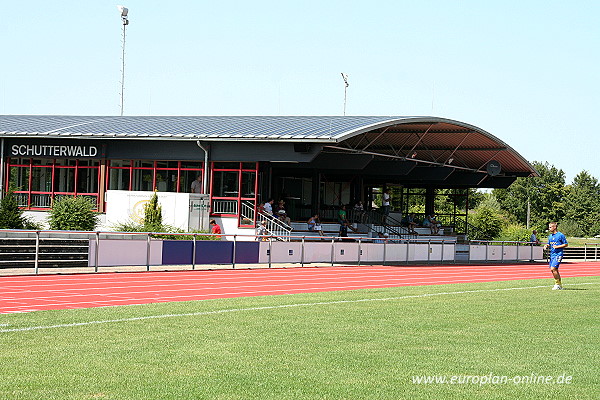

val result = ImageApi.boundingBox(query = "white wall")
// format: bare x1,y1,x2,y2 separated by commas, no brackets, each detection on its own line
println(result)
105,190,194,231
88,239,163,267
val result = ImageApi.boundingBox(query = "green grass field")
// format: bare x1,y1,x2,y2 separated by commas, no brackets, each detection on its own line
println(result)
1,277,599,400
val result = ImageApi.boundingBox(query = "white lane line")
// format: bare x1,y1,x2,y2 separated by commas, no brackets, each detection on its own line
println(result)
0,267,582,293
2,283,597,333
0,264,567,287
3,265,598,300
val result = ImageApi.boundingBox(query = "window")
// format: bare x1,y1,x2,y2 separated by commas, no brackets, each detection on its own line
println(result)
5,158,101,210
107,160,203,194
210,162,258,226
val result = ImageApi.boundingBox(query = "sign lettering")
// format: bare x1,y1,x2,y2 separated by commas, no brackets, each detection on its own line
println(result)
11,144,99,158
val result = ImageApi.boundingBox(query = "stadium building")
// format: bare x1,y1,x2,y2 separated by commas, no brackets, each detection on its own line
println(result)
0,115,536,237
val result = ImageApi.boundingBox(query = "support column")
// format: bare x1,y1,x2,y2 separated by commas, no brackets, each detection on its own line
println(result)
311,171,321,216
425,187,435,216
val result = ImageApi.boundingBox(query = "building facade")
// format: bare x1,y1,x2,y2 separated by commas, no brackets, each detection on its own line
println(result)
0,116,537,233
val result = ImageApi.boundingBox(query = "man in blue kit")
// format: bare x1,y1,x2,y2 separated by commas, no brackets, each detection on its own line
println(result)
544,222,568,290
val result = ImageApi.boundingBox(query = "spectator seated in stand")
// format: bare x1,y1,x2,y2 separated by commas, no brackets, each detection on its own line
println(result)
353,201,366,223
401,213,418,234
423,214,441,234
307,214,324,237
373,232,389,244
338,204,358,233
277,209,291,227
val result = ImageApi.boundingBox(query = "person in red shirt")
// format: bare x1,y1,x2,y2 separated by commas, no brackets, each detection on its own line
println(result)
210,219,222,235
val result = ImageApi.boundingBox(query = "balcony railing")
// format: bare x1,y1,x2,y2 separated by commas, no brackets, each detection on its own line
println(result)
212,199,238,215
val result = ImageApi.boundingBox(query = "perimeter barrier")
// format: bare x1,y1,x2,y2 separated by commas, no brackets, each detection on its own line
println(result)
584,243,600,261
0,229,545,275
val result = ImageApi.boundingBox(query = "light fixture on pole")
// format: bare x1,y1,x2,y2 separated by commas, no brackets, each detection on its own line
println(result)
341,73,349,116
117,5,129,117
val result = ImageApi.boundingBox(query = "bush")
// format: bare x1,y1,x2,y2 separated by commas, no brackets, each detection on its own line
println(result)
111,221,218,240
469,206,503,240
48,196,99,231
496,224,531,242
0,188,25,229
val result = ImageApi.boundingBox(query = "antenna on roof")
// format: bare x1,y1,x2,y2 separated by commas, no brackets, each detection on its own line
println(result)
341,73,349,116
117,6,130,116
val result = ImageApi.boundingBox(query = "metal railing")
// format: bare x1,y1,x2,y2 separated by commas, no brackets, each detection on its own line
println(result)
350,209,415,240
0,229,463,274
240,200,256,226
256,210,293,241
584,243,600,261
0,229,550,276
468,240,541,262
212,199,238,214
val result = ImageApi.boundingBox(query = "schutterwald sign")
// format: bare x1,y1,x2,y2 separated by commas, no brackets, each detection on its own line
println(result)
11,144,99,158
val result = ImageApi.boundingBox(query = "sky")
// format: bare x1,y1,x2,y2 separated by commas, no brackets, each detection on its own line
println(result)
1,1,599,183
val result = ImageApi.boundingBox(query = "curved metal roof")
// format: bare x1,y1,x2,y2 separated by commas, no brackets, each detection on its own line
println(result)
0,115,536,176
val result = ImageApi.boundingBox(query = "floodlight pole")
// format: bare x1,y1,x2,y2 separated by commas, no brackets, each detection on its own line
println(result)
119,7,130,116
341,73,349,116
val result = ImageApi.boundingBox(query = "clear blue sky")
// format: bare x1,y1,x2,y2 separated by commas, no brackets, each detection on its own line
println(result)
1,1,598,183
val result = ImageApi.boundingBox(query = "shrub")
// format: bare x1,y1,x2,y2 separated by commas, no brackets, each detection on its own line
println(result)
48,196,99,231
0,188,25,229
469,206,503,240
496,224,531,242
143,192,163,232
111,221,218,240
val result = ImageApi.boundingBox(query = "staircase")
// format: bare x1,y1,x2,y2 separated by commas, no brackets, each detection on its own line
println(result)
0,237,90,269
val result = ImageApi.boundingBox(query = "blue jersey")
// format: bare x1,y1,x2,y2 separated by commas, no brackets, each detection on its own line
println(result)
548,232,567,256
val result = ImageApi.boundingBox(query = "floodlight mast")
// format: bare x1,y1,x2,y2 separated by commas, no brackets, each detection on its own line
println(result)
341,73,349,116
118,6,129,117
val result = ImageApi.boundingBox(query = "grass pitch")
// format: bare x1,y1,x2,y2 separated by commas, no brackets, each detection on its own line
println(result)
1,276,599,399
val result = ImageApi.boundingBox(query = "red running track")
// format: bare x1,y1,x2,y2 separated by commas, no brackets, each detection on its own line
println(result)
1,262,600,314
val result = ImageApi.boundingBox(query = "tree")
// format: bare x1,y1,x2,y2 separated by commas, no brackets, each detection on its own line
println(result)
0,187,25,229
494,161,566,230
563,171,600,236
143,192,163,231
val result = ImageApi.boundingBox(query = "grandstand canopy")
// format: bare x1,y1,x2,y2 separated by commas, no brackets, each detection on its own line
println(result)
0,115,537,188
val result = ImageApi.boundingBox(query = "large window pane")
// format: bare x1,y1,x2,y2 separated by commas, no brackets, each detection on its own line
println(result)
213,171,239,197
31,158,53,166
110,160,130,168
155,170,178,192
133,160,154,168
55,159,77,166
109,168,130,190
156,161,178,169
77,168,99,193
241,171,256,198
30,167,52,192
132,169,154,191
53,168,75,193
180,170,203,193
213,162,239,170
9,158,30,165
180,161,202,169
9,166,30,191
78,160,100,167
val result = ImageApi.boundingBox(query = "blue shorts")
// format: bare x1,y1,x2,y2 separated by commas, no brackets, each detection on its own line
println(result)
549,255,563,269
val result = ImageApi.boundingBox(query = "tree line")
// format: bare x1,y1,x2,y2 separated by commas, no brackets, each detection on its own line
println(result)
470,161,600,240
